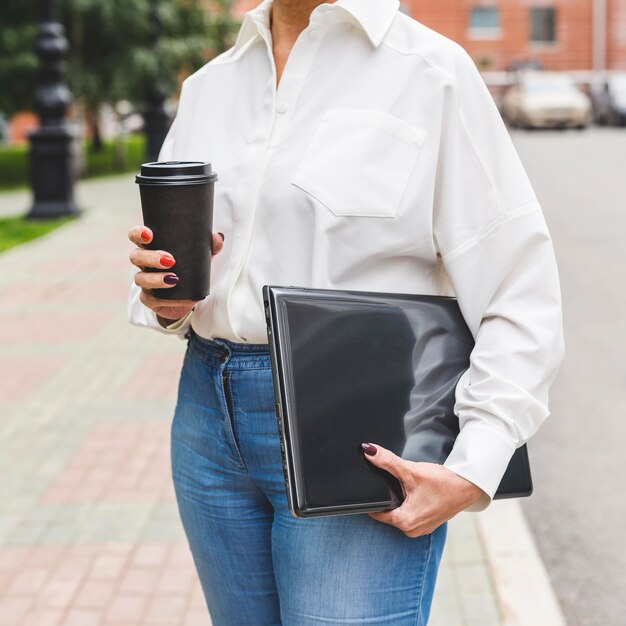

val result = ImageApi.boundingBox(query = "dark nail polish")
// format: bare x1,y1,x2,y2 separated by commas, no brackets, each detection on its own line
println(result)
361,443,377,456
163,274,179,285
218,232,225,241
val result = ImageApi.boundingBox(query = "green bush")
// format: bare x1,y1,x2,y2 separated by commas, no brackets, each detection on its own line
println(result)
0,145,29,190
83,134,146,178
0,134,146,190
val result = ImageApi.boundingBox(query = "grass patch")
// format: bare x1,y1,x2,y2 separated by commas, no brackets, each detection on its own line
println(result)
0,214,78,254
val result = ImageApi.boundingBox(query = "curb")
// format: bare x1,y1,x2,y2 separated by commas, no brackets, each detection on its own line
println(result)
477,500,567,626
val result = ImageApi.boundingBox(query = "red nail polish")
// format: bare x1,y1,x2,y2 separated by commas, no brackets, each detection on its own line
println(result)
361,443,377,456
160,256,175,267
140,229,151,242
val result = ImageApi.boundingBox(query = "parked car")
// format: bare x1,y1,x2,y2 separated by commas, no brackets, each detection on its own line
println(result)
502,71,592,129
590,73,626,126
506,58,543,73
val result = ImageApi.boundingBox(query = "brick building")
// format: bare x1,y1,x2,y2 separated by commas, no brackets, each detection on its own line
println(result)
233,0,626,71
403,0,626,71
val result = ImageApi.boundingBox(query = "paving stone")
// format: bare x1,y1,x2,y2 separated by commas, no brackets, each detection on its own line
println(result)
35,575,82,609
119,352,185,401
141,520,187,543
183,610,213,626
20,607,64,626
89,553,130,581
6,524,47,546
429,588,466,626
0,311,113,346
0,595,36,624
61,609,102,626
73,579,116,610
103,593,148,623
0,355,69,403
155,567,196,594
129,543,169,568
143,594,188,624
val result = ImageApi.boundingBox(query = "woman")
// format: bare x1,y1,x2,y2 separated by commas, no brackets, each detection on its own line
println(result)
128,0,564,624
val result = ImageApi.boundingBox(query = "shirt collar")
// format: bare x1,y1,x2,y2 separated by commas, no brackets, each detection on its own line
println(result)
332,0,400,47
231,0,272,55
231,0,400,55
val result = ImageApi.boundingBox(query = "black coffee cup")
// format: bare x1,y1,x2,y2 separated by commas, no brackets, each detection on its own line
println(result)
135,161,218,300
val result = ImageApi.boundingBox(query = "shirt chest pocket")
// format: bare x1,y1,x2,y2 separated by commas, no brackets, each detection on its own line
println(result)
291,109,426,218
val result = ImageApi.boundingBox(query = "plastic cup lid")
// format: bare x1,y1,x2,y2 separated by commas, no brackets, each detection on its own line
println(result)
135,161,218,185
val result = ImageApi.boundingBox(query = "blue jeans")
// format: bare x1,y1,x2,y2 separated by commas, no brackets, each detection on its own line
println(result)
171,328,447,626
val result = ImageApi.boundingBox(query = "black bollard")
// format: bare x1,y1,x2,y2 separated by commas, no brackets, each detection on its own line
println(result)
27,0,80,220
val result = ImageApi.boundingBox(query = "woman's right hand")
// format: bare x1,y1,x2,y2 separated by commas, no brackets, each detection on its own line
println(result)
128,226,225,325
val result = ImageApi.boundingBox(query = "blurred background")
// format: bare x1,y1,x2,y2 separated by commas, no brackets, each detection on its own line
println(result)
0,2,624,626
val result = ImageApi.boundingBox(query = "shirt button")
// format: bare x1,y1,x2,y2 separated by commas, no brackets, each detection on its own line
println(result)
276,104,288,114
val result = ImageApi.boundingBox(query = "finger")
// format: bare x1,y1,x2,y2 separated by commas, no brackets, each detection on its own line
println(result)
134,271,179,290
368,509,400,526
368,508,412,533
212,231,225,256
405,527,432,539
139,289,200,310
130,249,176,270
128,225,152,246
361,443,405,480
369,500,422,532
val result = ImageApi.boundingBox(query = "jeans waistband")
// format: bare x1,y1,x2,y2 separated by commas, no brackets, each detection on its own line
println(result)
187,326,271,370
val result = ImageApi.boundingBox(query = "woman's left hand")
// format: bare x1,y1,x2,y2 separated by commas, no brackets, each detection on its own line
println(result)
361,443,486,538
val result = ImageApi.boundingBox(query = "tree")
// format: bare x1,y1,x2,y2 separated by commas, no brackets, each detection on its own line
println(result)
0,1,39,117
0,0,240,148
61,0,240,150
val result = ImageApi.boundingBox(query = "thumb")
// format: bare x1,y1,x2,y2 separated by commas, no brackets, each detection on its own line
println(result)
361,443,404,479
212,231,225,256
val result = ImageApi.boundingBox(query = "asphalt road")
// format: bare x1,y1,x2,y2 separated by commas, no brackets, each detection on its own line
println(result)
511,127,626,626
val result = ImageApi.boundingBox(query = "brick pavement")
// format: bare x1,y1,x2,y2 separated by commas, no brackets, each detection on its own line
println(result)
0,176,560,626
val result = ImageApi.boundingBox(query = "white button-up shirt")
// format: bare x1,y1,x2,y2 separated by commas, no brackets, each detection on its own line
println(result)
128,0,565,504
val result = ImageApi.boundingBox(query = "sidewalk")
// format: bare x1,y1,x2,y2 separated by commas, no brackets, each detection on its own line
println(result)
0,176,567,626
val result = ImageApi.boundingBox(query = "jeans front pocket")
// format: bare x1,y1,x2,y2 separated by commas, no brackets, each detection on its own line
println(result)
220,369,248,471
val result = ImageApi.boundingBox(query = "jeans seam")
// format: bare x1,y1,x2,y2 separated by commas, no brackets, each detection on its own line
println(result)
414,532,434,626
221,370,248,472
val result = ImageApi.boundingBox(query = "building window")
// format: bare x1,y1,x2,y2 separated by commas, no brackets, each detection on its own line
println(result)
469,7,501,39
530,7,557,43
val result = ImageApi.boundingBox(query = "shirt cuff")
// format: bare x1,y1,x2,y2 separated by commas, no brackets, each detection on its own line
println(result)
152,309,194,336
443,419,516,511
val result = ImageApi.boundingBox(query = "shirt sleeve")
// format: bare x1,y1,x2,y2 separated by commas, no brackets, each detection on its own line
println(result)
434,46,565,510
127,116,193,339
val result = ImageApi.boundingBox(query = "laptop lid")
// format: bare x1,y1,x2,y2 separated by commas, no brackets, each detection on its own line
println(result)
264,285,532,518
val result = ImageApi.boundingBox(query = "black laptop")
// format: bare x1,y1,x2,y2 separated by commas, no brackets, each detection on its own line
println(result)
263,285,533,518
